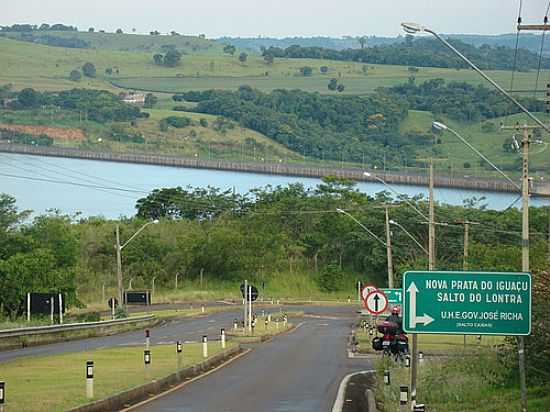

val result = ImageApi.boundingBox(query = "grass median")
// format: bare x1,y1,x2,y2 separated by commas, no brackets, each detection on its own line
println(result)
226,315,294,341
0,341,236,412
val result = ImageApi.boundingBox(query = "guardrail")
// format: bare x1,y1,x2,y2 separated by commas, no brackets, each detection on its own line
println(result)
0,315,155,339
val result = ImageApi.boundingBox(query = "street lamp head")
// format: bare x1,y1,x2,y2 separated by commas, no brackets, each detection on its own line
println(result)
389,219,397,225
152,219,160,224
336,208,345,214
432,121,448,131
401,22,425,34
363,172,372,177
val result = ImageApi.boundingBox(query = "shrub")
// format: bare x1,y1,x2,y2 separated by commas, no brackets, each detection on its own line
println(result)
317,264,344,292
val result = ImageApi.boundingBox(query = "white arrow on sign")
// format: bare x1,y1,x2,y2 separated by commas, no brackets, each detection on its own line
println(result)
407,282,434,329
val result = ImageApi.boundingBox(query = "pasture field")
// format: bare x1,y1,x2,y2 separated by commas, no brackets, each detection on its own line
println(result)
1,37,547,96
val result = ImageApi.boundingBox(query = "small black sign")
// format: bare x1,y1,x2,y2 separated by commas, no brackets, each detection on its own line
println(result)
239,284,259,302
124,291,151,305
29,293,65,315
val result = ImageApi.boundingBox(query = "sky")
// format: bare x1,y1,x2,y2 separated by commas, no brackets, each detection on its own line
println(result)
1,0,549,38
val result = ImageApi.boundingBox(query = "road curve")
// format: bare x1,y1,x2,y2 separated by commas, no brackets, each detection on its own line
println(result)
130,311,369,412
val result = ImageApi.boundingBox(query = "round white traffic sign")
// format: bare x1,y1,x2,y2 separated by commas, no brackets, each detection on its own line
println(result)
361,284,377,301
365,290,389,315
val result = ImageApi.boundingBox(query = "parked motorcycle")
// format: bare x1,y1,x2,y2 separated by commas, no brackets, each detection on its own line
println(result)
371,320,409,362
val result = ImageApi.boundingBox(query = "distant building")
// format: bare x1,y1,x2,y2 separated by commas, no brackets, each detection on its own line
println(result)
119,91,145,105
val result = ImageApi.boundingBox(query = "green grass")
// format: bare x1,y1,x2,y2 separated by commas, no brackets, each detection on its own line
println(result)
2,36,548,96
0,342,234,412
226,315,293,339
375,350,550,411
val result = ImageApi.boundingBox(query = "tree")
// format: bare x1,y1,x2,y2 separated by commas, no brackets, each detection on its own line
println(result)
263,53,274,65
357,36,367,49
82,62,96,78
116,28,123,34
238,52,248,64
17,88,41,108
69,70,82,82
328,78,338,91
88,27,95,33
337,84,345,93
223,44,236,55
144,93,158,108
163,50,182,67
153,54,164,65
105,68,113,75
300,66,313,77
320,66,329,73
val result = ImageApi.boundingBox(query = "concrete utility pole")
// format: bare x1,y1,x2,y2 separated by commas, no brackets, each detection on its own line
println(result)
385,206,394,289
500,123,532,412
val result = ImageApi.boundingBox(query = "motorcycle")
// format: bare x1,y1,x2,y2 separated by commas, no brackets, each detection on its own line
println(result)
371,320,409,362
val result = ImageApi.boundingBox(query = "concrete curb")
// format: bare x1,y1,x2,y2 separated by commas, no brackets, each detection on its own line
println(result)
332,370,376,412
67,345,242,412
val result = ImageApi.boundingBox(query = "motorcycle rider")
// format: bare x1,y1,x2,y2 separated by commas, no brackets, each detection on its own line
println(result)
385,306,403,334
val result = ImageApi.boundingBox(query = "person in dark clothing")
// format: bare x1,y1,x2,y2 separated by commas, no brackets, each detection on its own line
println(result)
385,306,404,334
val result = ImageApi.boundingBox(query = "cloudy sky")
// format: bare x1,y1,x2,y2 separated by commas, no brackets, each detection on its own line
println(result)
1,0,548,38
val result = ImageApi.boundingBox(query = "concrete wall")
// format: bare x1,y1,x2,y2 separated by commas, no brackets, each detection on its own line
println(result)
2,143,547,197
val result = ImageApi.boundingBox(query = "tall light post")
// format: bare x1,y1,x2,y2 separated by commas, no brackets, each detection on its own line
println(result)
402,22,542,411
116,220,159,305
336,208,393,288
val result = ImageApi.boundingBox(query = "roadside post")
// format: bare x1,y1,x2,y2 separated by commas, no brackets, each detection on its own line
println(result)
50,296,54,324
265,318,268,330
201,305,205,313
233,318,238,330
1,381,5,411
202,335,208,358
176,341,183,370
145,329,150,350
27,293,31,322
221,328,226,349
86,361,94,399
58,293,64,324
144,350,151,380
400,385,409,410
384,370,391,385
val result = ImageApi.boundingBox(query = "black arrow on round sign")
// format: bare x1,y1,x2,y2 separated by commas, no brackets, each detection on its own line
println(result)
373,294,380,312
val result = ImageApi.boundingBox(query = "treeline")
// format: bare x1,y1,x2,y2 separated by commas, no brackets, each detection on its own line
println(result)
1,32,90,48
4,88,144,123
0,23,78,32
386,79,545,122
0,128,53,146
174,86,420,166
261,37,550,70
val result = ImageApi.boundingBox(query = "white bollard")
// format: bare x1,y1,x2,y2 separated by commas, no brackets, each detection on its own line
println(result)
201,305,205,313
86,361,94,399
400,385,409,408
202,335,208,358
0,381,4,410
144,350,151,380
221,328,226,349
176,341,183,370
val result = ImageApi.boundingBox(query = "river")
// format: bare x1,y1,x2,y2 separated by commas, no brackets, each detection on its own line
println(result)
0,153,548,218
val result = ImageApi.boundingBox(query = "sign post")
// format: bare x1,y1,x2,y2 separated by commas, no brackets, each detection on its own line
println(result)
403,271,531,335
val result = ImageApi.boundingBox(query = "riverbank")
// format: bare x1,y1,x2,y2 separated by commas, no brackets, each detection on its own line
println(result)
2,143,547,197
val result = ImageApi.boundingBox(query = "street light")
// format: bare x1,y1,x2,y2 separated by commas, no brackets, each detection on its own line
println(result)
389,219,429,255
116,219,159,305
336,208,386,247
403,22,535,411
432,122,521,191
363,172,428,222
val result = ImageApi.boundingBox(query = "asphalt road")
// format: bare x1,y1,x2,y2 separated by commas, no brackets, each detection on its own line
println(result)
0,303,358,363
131,309,369,412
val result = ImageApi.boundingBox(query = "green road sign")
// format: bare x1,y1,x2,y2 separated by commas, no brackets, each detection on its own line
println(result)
402,271,531,335
380,288,402,304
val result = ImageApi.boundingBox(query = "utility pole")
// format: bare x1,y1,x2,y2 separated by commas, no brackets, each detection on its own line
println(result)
410,160,435,409
385,206,394,289
115,225,123,306
501,123,533,412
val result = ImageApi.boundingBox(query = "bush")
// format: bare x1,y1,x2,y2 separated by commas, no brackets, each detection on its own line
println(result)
163,116,192,128
199,118,209,127
320,66,329,73
299,66,313,77
82,62,96,78
75,311,101,323
317,264,344,292
463,161,471,169
69,70,81,82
